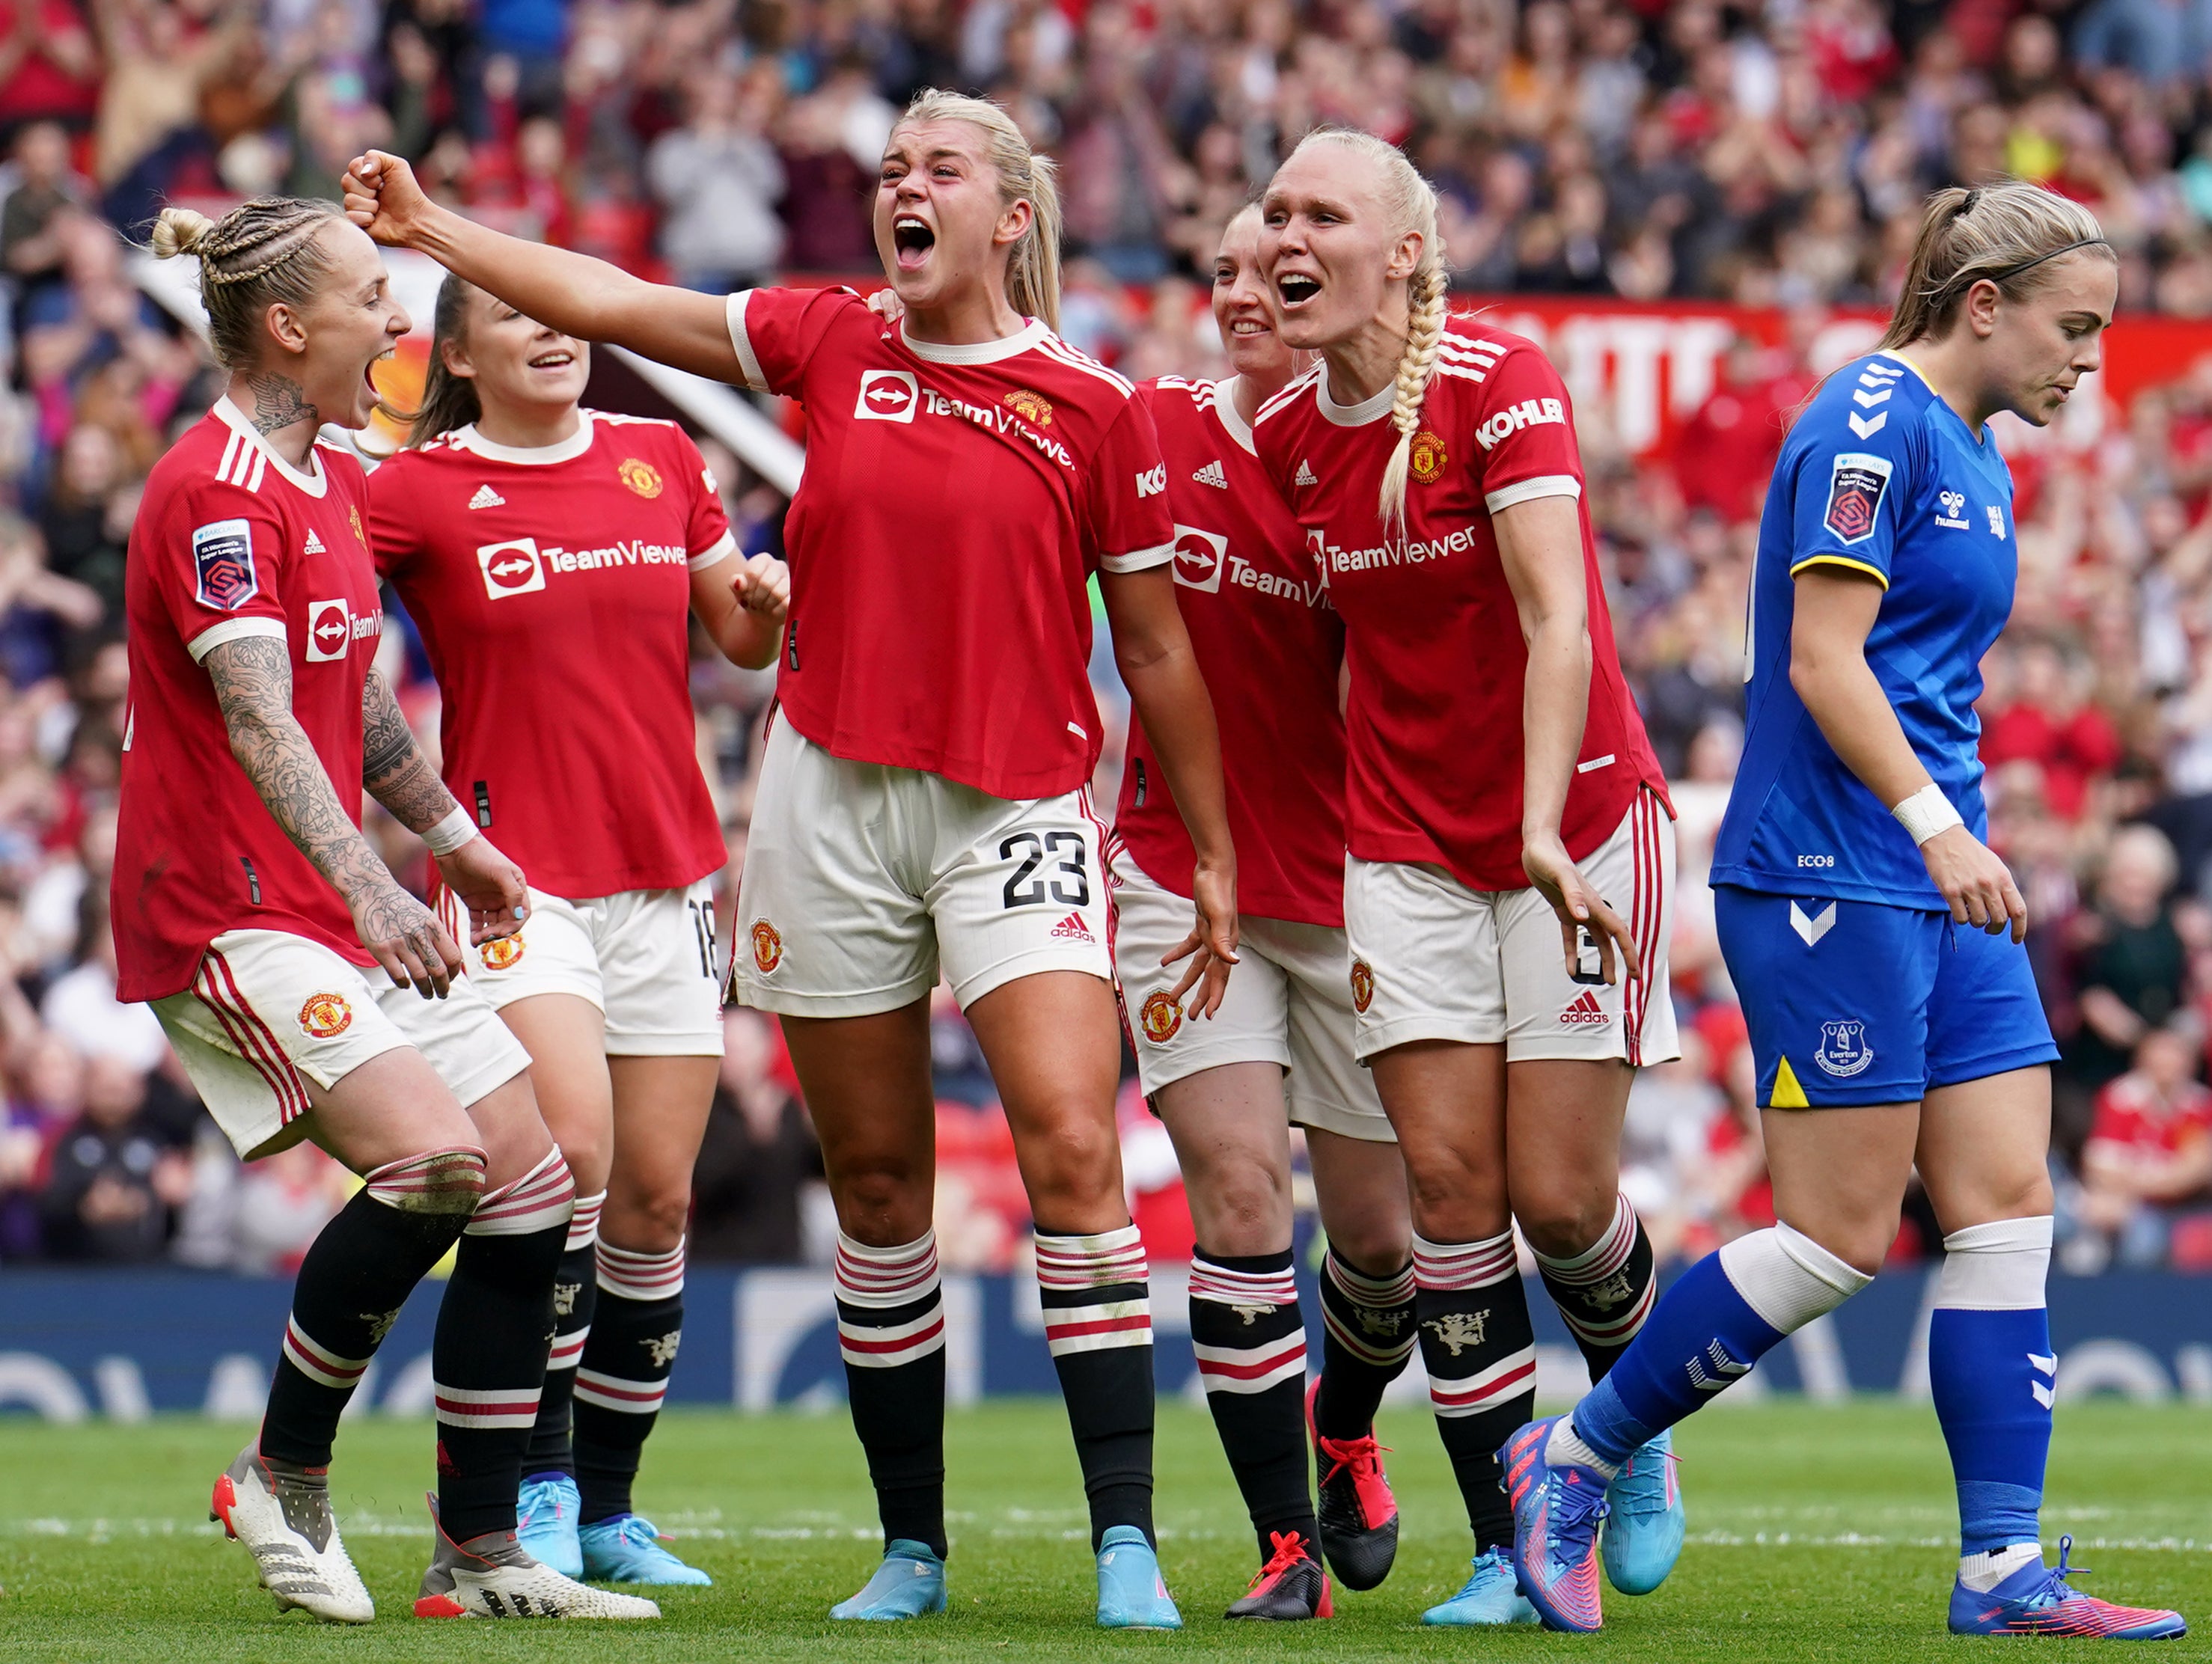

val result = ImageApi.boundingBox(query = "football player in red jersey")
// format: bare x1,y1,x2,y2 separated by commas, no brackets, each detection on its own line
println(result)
370,281,790,1587
1251,129,1685,1624
343,89,1234,1628
127,199,656,1622
1111,207,1414,1619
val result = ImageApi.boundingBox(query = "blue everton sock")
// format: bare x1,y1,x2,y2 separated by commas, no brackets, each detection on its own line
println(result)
1929,1220,2054,1560
1571,1223,1869,1469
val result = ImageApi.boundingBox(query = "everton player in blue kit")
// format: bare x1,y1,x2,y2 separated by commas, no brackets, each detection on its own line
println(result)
1505,184,2186,1639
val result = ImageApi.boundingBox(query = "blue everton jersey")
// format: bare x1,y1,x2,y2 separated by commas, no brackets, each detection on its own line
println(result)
1712,352,2018,909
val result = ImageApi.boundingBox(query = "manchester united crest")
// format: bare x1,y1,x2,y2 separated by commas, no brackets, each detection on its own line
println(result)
480,934,525,970
349,505,367,545
1350,958,1375,1014
1004,388,1054,426
1408,429,1449,483
619,457,664,498
299,992,353,1039
751,920,783,975
1138,989,1182,1044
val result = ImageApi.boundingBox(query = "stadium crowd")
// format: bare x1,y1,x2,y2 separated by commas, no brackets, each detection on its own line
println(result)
0,0,2209,1274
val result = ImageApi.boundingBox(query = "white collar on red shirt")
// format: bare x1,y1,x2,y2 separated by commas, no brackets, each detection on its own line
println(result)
1212,376,1258,456
213,397,329,497
1316,365,1395,428
448,410,596,465
899,317,1050,365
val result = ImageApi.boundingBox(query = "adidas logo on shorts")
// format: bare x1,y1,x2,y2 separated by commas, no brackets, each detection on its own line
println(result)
468,484,506,510
1050,911,1094,943
1559,989,1609,1027
1192,459,1227,489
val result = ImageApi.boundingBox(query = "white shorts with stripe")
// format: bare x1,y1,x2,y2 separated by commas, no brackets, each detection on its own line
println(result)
1343,788,1679,1065
1107,845,1393,1143
436,879,725,1056
730,720,1112,1018
150,928,532,1159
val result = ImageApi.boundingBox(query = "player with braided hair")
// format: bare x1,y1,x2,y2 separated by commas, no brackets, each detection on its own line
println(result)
1250,130,1682,1625
131,199,656,1622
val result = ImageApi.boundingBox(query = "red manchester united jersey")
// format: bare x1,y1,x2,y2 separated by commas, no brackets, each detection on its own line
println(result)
1253,324,1667,892
370,412,735,899
114,400,386,1000
726,287,1175,801
1113,376,1348,928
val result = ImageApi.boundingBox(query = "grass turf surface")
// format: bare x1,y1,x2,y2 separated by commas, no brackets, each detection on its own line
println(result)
0,1400,2205,1660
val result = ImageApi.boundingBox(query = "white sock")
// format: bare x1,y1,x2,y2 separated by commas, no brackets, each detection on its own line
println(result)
1959,1541,2041,1592
1545,1416,1621,1482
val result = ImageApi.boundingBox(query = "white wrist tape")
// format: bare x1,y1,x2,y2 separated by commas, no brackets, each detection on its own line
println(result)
424,805,478,856
1891,783,1964,846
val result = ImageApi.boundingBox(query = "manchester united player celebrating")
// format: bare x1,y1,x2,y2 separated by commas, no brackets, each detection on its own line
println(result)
344,88,1235,1630
1253,129,1683,1626
370,283,789,1587
129,199,656,1621
1113,205,1413,1621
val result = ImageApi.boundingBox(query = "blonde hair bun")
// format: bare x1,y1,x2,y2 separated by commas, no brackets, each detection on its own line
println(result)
150,206,216,260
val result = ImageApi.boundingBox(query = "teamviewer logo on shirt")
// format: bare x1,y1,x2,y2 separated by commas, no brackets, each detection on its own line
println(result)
305,599,352,662
477,538,546,599
855,370,920,423
1172,526,1227,593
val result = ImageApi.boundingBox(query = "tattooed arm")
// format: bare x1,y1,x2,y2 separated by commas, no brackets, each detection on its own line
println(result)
204,635,462,995
360,670,529,945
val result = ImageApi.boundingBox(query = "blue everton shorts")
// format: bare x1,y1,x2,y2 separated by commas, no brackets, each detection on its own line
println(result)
1713,886,2059,1108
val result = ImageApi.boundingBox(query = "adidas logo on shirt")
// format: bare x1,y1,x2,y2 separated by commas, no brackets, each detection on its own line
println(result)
1193,459,1227,489
468,484,506,510
1050,911,1094,943
302,528,326,555
1295,460,1319,486
1559,989,1609,1027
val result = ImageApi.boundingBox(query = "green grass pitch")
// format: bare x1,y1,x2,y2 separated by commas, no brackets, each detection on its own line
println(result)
0,1399,2205,1660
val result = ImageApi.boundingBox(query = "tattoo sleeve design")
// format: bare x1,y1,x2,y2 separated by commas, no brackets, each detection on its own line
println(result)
242,371,320,438
361,670,459,833
204,635,392,907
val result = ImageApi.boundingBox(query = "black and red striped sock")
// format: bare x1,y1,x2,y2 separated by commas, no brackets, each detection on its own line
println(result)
573,1236,685,1525
1533,1193,1656,1383
257,1147,482,1469
1037,1225,1156,1550
836,1230,948,1557
1315,1249,1416,1440
1414,1231,1536,1552
1190,1247,1316,1561
523,1189,602,1480
433,1149,573,1542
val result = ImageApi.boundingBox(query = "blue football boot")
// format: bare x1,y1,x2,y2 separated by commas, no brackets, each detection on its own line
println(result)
1601,1428,1684,1595
1949,1537,2187,1640
829,1539,947,1620
1420,1547,1541,1626
1096,1524,1182,1630
577,1513,712,1586
1504,1415,1610,1633
516,1472,584,1579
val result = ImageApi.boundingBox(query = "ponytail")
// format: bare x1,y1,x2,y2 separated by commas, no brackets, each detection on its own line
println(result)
408,272,483,447
1881,180,2112,350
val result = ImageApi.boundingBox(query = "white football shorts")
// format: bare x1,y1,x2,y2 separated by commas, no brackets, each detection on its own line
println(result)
1109,846,1393,1143
152,927,533,1160
436,878,725,1056
730,721,1112,1017
1343,788,1679,1066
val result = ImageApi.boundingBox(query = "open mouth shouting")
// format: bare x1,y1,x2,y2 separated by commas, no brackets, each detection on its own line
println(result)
1275,272,1322,310
893,215,936,272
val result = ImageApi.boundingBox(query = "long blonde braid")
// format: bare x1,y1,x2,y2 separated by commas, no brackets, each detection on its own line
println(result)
1280,129,1448,538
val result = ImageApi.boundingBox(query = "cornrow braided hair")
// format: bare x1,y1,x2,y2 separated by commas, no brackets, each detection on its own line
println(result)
150,198,343,370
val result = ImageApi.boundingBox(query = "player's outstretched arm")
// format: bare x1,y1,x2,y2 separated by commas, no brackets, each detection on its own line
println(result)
204,634,462,997
1494,493,1639,985
1099,565,1239,1018
1791,567,2026,940
361,669,529,946
340,150,745,386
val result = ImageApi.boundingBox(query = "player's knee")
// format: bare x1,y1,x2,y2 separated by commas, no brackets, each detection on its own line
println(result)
364,1143,487,1214
1020,1123,1122,1216
1809,1214,1899,1279
1194,1166,1286,1253
553,1122,612,1197
1514,1190,1616,1261
1324,1217,1411,1274
608,1184,691,1252
831,1162,931,1241
1401,1150,1506,1235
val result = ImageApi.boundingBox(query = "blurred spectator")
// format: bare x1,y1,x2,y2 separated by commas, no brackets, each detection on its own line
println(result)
647,67,785,293
691,1009,820,1264
2059,1024,2212,1271
37,1051,190,1261
2061,825,2193,1134
225,1139,347,1273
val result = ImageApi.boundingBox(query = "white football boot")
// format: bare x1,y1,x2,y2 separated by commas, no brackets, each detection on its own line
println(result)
414,1496,661,1620
209,1443,375,1624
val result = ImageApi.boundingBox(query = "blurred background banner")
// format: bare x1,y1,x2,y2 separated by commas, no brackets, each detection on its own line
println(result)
1,1265,2206,1421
